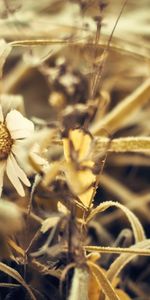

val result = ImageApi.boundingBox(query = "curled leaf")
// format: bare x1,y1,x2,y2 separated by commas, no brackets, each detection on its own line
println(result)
107,239,150,283
86,201,145,242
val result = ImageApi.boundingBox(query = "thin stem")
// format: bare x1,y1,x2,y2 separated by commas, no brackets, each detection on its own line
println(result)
85,245,150,256
95,136,150,152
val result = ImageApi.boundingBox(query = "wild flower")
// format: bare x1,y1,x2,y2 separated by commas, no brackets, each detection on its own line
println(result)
0,106,34,196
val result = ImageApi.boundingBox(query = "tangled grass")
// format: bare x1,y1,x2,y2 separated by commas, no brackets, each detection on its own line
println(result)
0,1,149,299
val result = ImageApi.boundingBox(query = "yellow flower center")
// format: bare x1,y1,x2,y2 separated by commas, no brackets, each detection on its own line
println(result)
0,122,13,160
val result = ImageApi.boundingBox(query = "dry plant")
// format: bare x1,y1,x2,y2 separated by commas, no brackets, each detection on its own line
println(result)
0,0,150,299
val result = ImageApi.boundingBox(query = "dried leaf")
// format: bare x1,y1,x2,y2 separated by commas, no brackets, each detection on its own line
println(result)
107,239,150,283
68,268,89,300
88,271,101,300
63,129,92,162
91,78,150,135
0,262,36,300
88,261,119,300
86,201,145,242
85,245,150,256
95,136,150,153
115,289,131,300
8,239,25,257
63,129,96,208
0,39,12,78
41,216,60,233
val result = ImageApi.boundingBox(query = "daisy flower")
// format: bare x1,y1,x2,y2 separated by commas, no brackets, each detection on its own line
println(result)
0,106,34,196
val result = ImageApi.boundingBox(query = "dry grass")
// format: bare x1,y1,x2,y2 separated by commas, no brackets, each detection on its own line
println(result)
0,0,149,299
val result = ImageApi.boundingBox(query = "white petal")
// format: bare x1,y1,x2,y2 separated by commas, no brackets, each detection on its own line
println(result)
6,155,25,197
5,110,34,139
9,153,30,187
11,140,24,157
0,105,4,122
0,161,6,196
30,143,48,167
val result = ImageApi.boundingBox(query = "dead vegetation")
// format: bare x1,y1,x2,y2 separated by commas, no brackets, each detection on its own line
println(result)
0,0,150,299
